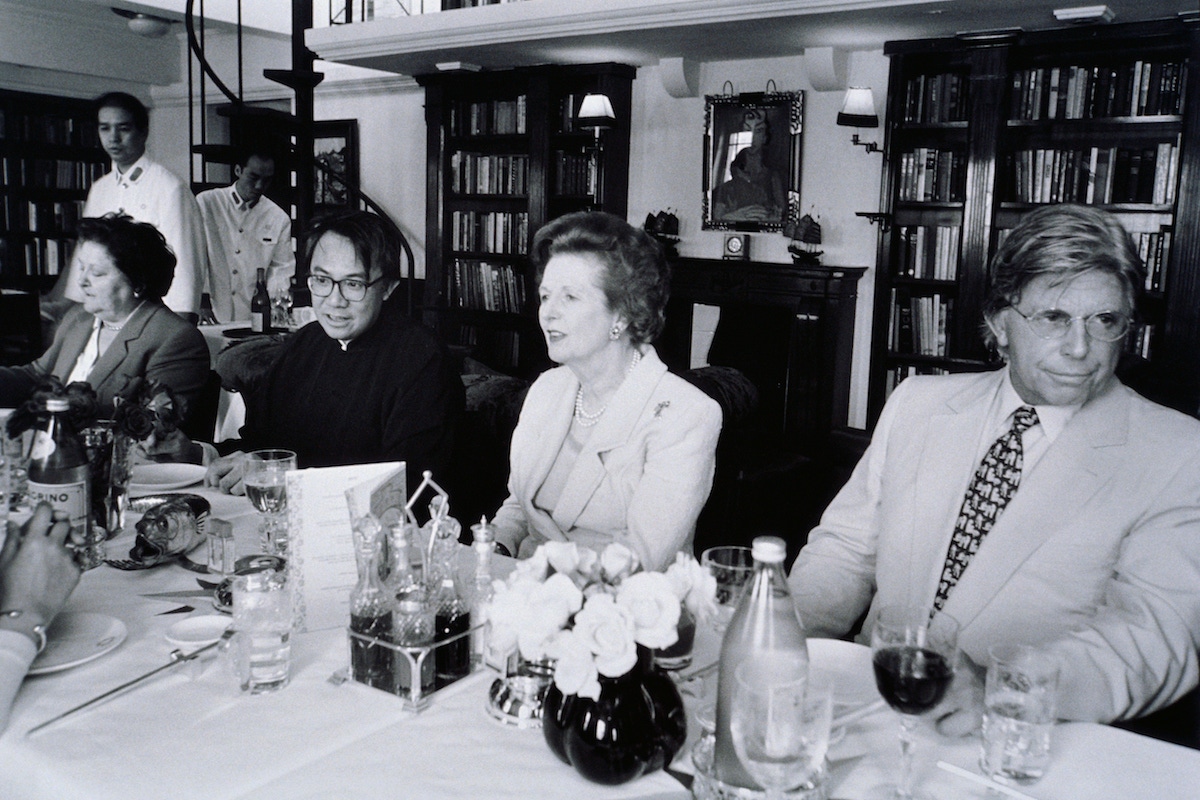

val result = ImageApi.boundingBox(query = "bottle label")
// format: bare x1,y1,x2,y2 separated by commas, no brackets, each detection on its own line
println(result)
27,478,89,532
29,431,56,461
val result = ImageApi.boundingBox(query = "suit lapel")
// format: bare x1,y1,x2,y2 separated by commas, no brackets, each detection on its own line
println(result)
87,303,153,394
550,349,665,530
904,374,1000,607
54,314,95,376
943,383,1128,632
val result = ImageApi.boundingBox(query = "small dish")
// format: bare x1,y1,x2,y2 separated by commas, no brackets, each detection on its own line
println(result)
29,612,127,675
165,615,230,651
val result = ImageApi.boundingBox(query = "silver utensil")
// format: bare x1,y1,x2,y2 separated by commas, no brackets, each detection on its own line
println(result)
140,589,215,600
26,631,233,737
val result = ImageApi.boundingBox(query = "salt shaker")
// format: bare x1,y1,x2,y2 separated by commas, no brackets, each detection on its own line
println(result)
206,518,235,576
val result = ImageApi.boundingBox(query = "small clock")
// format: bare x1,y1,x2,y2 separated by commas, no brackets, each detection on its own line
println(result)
723,232,751,260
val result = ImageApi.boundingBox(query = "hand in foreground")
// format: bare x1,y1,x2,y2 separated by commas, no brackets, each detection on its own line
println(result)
206,451,247,495
0,503,82,631
934,651,986,736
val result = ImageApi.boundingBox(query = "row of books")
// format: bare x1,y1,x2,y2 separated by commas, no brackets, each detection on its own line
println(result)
446,258,528,314
886,289,954,357
1130,324,1154,360
440,0,526,8
894,225,961,281
449,209,529,255
552,150,597,196
450,323,521,372
449,152,529,196
1137,228,1173,293
883,363,949,398
448,95,528,137
0,108,98,147
3,156,104,192
1,197,84,234
1008,60,1185,121
0,237,73,278
902,72,969,124
1004,142,1179,205
897,148,967,203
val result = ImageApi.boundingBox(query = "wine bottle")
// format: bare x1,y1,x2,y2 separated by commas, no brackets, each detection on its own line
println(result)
712,536,809,788
27,397,96,568
250,267,271,334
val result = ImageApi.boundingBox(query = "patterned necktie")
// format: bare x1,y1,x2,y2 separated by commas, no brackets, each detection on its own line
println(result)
933,406,1039,611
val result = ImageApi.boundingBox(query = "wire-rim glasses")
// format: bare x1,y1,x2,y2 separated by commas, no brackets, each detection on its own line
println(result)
307,273,383,302
1009,306,1131,342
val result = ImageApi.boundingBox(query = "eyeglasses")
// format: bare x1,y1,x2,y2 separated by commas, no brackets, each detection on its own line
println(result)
307,274,382,303
1009,306,1132,342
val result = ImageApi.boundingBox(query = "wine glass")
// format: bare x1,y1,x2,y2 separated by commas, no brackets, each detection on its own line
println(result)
868,605,959,800
243,449,297,555
730,656,834,800
701,545,754,633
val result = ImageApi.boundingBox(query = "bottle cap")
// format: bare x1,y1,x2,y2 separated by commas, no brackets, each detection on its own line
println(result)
751,536,786,564
45,398,69,412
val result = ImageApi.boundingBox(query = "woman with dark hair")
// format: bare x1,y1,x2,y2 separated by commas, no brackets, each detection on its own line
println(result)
0,213,209,417
492,211,722,570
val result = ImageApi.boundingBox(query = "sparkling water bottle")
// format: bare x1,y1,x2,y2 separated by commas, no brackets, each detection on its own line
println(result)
713,536,809,788
27,397,96,567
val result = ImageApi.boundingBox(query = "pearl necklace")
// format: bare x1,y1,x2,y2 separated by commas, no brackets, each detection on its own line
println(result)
574,350,642,427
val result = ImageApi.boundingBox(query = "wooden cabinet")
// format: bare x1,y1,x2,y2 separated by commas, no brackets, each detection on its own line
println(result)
0,89,107,292
869,18,1200,422
417,63,634,378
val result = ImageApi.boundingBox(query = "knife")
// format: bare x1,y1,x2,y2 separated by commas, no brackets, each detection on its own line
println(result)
26,631,232,737
140,589,214,600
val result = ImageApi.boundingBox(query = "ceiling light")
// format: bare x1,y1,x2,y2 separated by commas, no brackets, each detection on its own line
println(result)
111,8,174,38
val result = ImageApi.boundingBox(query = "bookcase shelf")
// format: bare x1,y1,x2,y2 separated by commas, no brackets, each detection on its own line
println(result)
869,18,1200,421
0,90,108,292
418,63,634,378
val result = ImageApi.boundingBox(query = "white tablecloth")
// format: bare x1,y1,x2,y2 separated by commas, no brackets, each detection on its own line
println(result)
2,483,1199,799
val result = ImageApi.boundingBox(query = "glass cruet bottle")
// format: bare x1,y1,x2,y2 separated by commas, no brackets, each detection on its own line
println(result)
469,516,496,667
349,515,394,692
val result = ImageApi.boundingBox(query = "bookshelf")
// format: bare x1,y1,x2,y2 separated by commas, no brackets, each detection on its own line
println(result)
869,18,1200,421
0,89,107,292
417,63,634,377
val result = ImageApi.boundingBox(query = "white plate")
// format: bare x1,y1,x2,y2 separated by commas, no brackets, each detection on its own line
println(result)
807,638,878,712
29,612,127,675
129,463,207,493
165,615,230,651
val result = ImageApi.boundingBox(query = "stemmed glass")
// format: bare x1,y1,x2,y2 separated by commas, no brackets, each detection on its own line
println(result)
701,545,754,633
868,605,959,800
243,449,297,555
730,656,834,800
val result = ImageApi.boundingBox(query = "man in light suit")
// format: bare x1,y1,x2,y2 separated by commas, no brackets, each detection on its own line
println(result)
789,204,1200,729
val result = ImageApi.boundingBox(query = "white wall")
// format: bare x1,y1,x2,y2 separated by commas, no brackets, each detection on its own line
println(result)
629,52,889,428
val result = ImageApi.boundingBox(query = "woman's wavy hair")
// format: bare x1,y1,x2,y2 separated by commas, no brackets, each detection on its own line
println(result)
76,213,176,299
531,211,670,345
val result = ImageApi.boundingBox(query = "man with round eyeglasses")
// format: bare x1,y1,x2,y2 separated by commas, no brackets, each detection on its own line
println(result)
159,209,462,495
789,203,1200,732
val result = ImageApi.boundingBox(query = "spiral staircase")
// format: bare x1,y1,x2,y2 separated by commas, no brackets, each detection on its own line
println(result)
182,0,417,313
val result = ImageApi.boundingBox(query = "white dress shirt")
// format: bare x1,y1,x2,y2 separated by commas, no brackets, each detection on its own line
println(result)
75,155,207,316
195,185,294,322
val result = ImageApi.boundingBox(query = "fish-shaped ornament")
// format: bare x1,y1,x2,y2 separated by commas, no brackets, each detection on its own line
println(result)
106,494,210,572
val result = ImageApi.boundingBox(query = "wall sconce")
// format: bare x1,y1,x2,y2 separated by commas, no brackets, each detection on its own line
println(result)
577,93,616,207
837,87,881,154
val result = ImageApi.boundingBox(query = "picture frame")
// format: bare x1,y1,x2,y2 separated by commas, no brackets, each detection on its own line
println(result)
702,91,804,232
313,119,359,207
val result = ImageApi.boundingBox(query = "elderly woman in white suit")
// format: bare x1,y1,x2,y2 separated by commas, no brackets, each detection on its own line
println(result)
492,212,722,571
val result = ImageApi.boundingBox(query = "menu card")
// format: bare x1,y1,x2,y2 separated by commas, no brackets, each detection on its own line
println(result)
285,461,406,632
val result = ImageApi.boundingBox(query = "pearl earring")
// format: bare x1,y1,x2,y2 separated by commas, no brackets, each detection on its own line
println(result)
610,324,622,340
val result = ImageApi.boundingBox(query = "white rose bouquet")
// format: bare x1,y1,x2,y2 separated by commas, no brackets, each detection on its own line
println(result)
488,542,717,700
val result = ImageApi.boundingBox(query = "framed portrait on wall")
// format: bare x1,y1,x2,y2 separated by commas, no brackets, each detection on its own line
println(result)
702,91,803,232
313,119,359,207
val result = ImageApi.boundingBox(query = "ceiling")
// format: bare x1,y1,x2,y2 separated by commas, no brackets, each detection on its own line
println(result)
46,0,1200,77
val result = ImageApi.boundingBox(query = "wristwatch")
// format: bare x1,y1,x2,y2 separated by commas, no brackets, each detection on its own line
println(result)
0,609,48,654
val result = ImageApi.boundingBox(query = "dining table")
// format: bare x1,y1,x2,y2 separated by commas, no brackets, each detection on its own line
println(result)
2,475,1199,799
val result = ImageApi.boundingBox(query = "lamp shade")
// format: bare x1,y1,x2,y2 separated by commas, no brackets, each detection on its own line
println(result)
837,87,879,128
577,93,616,130
127,14,172,38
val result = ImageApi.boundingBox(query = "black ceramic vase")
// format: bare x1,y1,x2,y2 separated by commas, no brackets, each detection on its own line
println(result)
542,646,687,785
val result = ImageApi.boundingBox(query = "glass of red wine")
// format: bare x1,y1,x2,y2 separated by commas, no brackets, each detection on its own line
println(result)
868,605,959,800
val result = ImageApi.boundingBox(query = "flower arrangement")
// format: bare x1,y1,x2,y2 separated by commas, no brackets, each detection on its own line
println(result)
488,541,716,700
112,377,186,445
